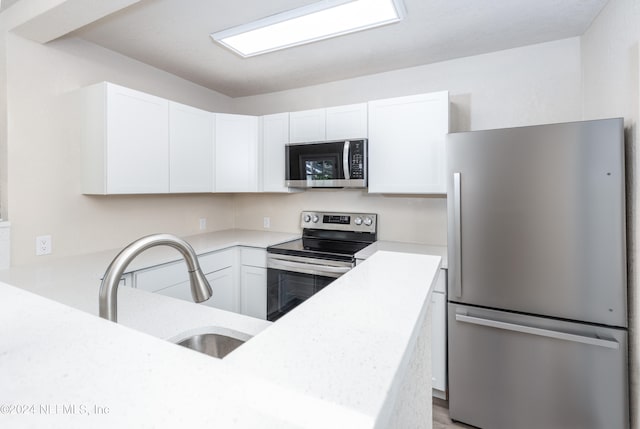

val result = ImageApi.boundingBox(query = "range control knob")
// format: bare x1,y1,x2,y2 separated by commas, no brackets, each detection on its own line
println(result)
304,214,311,223
312,215,319,223
364,217,373,226
354,217,363,226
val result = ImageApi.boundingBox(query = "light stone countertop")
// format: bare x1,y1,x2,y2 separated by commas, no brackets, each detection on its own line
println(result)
0,229,299,341
356,240,448,268
0,229,441,428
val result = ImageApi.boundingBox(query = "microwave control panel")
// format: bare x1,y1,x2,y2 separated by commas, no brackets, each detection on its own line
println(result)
349,140,366,179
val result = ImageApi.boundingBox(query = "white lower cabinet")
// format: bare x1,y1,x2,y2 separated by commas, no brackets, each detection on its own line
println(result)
133,248,237,312
240,265,267,319
431,269,447,397
155,280,193,302
239,247,267,320
204,267,237,312
131,246,268,319
151,266,237,312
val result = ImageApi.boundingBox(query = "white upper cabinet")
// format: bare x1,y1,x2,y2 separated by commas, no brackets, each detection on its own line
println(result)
261,112,292,193
289,103,368,144
367,91,449,194
215,113,259,192
169,102,214,193
325,103,368,140
80,82,450,196
289,108,325,143
81,82,170,194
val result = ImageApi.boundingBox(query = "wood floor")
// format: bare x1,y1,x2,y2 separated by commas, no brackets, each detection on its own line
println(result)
433,398,476,429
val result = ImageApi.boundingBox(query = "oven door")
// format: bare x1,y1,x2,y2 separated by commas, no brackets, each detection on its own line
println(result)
266,254,353,321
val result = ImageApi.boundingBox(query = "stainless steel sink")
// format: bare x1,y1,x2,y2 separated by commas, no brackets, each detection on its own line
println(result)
171,328,251,358
177,333,245,358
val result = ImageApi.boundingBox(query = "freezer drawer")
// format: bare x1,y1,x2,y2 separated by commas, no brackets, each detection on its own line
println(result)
448,303,629,429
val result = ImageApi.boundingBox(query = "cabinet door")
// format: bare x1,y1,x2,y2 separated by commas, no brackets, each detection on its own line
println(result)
326,103,368,140
134,260,188,292
169,102,214,193
198,248,235,274
202,267,238,312
431,291,446,393
368,92,449,194
106,83,169,194
156,280,194,302
240,265,267,319
289,108,326,143
262,113,291,192
215,114,259,192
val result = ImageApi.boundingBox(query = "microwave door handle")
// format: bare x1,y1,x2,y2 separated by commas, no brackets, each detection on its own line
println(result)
343,141,351,180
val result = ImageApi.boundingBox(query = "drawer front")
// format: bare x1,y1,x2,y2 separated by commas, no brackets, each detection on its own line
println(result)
448,303,629,429
198,248,235,274
240,247,267,268
134,260,188,292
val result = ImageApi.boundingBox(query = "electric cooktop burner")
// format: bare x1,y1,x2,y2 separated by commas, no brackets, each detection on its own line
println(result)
267,211,377,261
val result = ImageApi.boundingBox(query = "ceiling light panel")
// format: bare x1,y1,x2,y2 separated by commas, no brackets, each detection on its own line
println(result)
211,0,406,58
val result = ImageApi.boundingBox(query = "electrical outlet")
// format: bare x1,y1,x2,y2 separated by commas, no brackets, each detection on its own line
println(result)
199,218,207,230
263,217,270,229
36,235,52,256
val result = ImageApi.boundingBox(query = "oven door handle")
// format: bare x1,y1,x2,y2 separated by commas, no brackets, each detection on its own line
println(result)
269,259,352,277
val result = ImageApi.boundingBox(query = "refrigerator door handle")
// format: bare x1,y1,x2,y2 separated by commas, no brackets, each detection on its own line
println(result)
455,314,619,349
453,172,462,298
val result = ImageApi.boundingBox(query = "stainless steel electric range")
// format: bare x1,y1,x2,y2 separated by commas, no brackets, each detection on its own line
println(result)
266,211,377,321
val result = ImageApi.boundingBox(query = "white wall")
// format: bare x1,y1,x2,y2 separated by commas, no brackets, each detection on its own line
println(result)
233,191,447,245
230,38,584,243
4,34,237,265
233,38,583,132
581,0,640,427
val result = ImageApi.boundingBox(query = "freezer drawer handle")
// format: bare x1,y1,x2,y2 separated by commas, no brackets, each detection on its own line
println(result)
455,314,619,349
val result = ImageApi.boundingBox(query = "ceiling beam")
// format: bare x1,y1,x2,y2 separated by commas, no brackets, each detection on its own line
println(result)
11,0,141,43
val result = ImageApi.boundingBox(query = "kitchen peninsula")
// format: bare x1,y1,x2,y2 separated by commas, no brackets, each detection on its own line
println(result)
0,230,441,428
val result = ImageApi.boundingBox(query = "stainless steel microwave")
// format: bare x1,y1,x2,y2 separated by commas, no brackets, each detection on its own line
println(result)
285,139,367,188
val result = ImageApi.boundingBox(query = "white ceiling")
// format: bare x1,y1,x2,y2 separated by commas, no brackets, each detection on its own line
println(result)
68,0,608,98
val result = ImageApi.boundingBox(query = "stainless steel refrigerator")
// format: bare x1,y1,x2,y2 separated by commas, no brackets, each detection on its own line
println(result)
446,118,629,429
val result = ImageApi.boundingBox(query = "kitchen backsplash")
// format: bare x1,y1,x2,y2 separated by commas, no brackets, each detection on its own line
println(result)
232,190,447,245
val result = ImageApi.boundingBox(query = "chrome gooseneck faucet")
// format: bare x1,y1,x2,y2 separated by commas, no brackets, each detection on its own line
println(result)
99,234,212,322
